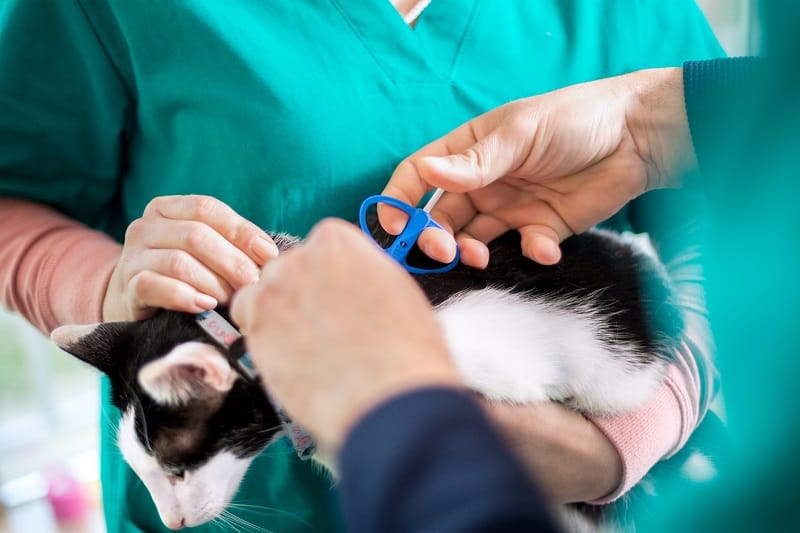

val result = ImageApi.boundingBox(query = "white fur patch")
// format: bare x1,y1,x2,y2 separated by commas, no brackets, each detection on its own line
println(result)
435,288,665,415
117,409,252,529
50,323,102,348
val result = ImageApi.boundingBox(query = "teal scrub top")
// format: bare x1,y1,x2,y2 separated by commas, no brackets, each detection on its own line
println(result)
0,1,722,531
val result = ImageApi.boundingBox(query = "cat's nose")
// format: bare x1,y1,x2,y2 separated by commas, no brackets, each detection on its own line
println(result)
166,472,185,486
165,517,186,530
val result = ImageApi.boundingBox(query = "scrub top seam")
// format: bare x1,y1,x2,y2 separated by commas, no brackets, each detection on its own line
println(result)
443,0,480,79
74,0,137,102
328,0,397,85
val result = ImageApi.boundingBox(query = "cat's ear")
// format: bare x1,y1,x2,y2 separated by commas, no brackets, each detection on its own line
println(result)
138,342,238,406
51,322,131,376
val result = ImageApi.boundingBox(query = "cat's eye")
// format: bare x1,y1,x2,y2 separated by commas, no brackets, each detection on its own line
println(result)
165,467,185,482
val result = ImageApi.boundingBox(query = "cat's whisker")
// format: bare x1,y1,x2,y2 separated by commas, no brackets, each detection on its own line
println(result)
229,516,262,533
226,502,312,528
257,423,285,434
217,511,247,533
221,509,272,533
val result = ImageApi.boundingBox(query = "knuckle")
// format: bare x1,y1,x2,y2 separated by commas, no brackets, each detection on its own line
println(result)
229,221,256,246
191,195,219,220
124,218,146,242
128,271,153,302
142,197,161,216
166,251,193,279
185,224,211,250
508,110,536,136
231,257,257,284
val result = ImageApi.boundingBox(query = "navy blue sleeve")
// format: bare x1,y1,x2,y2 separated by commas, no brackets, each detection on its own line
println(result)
683,57,763,186
338,387,558,533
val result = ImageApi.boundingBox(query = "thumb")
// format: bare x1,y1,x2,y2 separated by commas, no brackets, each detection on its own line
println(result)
416,127,521,192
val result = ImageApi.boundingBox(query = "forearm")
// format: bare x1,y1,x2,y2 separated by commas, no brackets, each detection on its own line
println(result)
339,387,558,533
0,198,120,333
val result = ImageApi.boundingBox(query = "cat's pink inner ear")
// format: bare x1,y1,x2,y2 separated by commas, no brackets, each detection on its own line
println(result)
138,342,237,405
50,323,102,349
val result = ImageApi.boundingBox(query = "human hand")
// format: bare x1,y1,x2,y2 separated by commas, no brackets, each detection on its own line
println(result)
382,67,695,268
230,218,462,455
103,195,279,321
482,401,622,503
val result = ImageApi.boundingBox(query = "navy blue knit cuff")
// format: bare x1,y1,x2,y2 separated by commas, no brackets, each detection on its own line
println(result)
683,57,762,181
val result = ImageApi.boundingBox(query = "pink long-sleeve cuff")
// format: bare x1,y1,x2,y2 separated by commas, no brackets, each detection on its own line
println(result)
588,359,698,504
0,198,121,333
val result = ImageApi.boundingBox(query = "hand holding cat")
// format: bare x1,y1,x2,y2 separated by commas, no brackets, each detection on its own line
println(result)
382,67,695,268
103,195,279,321
230,218,462,454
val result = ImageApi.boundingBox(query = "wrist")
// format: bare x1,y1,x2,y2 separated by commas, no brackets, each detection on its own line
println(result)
625,67,698,190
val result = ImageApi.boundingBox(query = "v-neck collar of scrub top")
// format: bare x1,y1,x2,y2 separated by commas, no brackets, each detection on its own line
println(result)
331,0,479,81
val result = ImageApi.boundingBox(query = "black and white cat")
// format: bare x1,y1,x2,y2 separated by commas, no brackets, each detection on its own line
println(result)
51,228,684,530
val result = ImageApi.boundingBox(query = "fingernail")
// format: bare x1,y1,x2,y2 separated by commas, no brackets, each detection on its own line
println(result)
473,246,490,269
540,240,561,264
442,236,457,262
252,237,279,263
423,234,456,263
195,293,218,310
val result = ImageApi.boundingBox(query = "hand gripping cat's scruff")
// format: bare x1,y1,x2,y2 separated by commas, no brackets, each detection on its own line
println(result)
52,227,685,530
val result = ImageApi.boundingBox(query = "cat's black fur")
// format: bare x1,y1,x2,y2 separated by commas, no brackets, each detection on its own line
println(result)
61,228,682,473
410,229,682,363
54,227,684,531
64,309,280,471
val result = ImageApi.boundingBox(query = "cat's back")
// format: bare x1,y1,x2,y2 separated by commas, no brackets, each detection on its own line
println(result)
415,229,683,358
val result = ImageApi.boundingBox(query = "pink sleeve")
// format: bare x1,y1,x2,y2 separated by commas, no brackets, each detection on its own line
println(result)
587,339,704,504
0,197,122,334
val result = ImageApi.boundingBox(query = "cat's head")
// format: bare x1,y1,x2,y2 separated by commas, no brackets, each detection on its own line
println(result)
51,310,281,529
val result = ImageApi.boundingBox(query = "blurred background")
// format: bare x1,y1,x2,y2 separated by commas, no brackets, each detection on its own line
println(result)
0,2,758,532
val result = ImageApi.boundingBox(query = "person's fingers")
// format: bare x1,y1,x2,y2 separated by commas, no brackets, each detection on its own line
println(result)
231,255,288,337
381,111,501,231
413,114,530,193
454,236,491,269
448,214,511,269
128,270,218,317
124,248,235,304
472,185,573,265
459,213,511,246
412,192,475,263
428,190,479,232
415,226,458,264
144,195,279,264
135,218,261,289
518,225,565,265
230,283,258,335
306,218,374,255
378,165,431,235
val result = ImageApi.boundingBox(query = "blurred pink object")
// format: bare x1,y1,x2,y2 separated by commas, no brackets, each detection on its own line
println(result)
46,469,87,522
